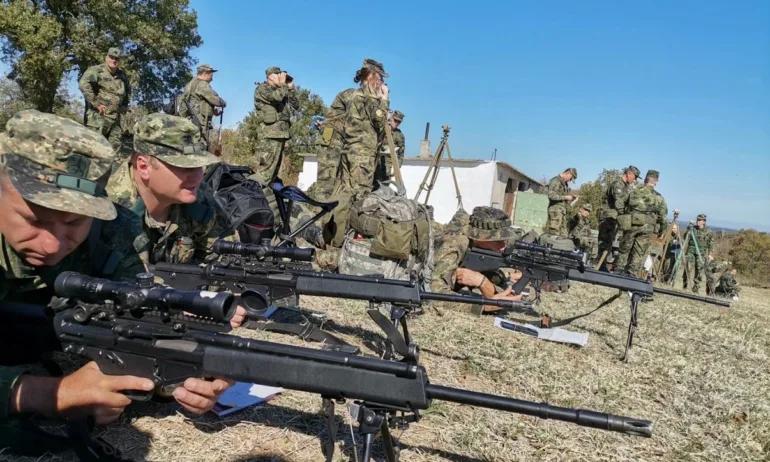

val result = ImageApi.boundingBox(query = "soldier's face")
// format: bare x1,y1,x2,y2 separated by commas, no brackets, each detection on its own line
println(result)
696,219,705,228
140,156,203,205
0,175,93,266
105,55,120,71
391,119,402,129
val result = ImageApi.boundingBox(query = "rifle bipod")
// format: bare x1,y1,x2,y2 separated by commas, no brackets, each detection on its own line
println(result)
620,292,642,362
366,302,423,362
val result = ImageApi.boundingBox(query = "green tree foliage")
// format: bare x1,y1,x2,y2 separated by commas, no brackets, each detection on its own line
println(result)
0,78,82,129
570,169,622,228
0,0,201,112
728,229,770,287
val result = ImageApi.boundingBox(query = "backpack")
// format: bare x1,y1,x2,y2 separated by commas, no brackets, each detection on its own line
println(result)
340,182,434,287
537,233,578,252
202,163,275,243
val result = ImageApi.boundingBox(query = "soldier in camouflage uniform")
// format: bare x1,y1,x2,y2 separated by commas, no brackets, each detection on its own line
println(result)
253,66,300,182
704,255,726,296
313,87,354,199
373,110,406,186
107,114,237,265
598,165,640,268
177,64,227,152
569,203,598,261
0,110,232,456
615,170,668,276
682,214,713,294
715,268,740,300
430,207,524,315
545,167,578,237
78,47,131,153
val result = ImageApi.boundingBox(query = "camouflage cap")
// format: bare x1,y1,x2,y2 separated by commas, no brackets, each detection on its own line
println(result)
697,214,707,221
580,203,593,212
565,167,578,179
107,47,125,59
468,206,515,242
392,110,405,121
646,170,659,180
197,63,217,73
0,110,117,220
362,58,389,78
265,66,283,76
133,114,218,168
624,165,641,178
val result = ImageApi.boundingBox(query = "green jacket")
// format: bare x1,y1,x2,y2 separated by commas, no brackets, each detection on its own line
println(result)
546,175,570,214
601,177,633,220
78,63,130,129
254,82,299,139
178,78,227,130
686,226,713,257
569,213,594,248
621,184,668,233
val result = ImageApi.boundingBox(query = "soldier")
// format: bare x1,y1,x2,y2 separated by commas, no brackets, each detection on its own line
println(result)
253,66,299,182
78,47,131,153
373,110,406,186
598,165,640,269
314,98,348,199
545,168,578,237
682,214,713,294
615,170,668,276
0,110,234,455
569,203,598,262
704,255,727,296
107,113,237,265
177,64,227,152
715,268,740,300
430,207,524,314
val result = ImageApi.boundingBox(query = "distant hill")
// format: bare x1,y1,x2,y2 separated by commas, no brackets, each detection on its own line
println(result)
674,220,737,234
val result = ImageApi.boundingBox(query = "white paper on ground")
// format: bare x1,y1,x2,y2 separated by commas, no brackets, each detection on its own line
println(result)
493,317,589,347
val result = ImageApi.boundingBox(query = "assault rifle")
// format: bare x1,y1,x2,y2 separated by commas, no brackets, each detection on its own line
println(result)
42,272,651,461
462,241,731,361
153,240,536,360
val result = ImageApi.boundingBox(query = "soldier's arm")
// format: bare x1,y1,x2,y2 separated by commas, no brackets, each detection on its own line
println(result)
199,82,226,108
287,87,300,111
78,67,99,107
547,178,566,202
257,83,289,105
326,90,349,121
657,197,669,233
615,184,629,213
370,97,390,137
395,131,405,156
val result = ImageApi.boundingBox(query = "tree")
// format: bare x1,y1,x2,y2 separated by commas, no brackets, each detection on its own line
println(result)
0,0,201,112
728,229,770,286
0,77,83,130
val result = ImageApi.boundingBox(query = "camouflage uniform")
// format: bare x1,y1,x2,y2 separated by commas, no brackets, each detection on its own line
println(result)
253,66,300,182
106,114,237,265
430,207,515,315
683,214,713,294
615,171,668,275
177,64,227,151
314,89,353,199
545,168,577,237
0,110,147,455
78,48,131,153
598,166,639,262
704,258,725,296
569,204,598,260
715,272,740,298
374,110,406,186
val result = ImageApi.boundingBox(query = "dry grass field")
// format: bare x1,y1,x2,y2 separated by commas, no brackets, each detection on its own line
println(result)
4,282,769,462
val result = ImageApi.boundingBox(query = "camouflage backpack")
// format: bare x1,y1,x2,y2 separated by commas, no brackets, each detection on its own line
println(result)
339,182,434,286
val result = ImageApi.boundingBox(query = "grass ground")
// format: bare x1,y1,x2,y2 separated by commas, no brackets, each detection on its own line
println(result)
4,283,769,462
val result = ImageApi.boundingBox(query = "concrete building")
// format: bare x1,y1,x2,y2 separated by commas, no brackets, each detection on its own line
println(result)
297,155,544,225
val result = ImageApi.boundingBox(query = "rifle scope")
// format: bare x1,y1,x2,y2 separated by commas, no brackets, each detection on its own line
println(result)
54,272,236,323
511,241,585,264
213,240,316,262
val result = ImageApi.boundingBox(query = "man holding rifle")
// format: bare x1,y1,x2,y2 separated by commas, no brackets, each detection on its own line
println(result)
178,63,227,152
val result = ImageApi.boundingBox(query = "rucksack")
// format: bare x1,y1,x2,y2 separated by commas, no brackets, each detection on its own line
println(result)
340,182,434,287
537,233,577,251
202,163,274,243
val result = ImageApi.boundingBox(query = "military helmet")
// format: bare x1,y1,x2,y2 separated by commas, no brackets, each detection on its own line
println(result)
0,110,117,220
624,165,641,178
133,114,219,168
697,214,707,221
467,206,515,242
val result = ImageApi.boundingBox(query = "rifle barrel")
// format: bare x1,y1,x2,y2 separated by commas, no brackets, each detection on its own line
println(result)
653,287,731,307
426,385,652,437
422,292,534,311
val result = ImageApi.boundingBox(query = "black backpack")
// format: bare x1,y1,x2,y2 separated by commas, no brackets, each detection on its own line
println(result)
203,163,275,243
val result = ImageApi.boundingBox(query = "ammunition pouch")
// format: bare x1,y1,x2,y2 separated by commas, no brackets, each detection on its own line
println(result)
260,106,278,125
349,199,430,262
617,214,632,231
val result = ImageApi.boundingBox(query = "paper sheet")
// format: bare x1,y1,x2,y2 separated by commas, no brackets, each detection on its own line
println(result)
494,317,588,347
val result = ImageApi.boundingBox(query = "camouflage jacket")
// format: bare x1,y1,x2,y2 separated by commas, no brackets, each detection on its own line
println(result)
0,206,147,422
340,86,390,152
106,162,238,265
429,209,508,314
78,63,130,123
254,82,299,139
601,177,633,219
622,185,668,233
686,226,713,257
321,89,355,148
178,78,226,129
718,272,739,293
705,259,725,276
569,213,594,248
546,175,570,213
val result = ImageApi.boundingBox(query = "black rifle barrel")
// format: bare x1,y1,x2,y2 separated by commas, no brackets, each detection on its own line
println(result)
512,241,585,263
426,385,652,437
55,272,236,322
422,292,534,311
213,241,315,262
653,287,731,307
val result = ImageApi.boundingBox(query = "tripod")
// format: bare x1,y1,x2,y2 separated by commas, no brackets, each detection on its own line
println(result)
413,125,463,209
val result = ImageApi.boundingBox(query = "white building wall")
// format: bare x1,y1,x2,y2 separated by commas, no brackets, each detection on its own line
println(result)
298,158,498,224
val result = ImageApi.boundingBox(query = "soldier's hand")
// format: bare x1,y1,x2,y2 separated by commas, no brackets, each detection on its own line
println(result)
564,195,574,201
172,377,233,414
97,105,107,115
287,80,295,89
268,73,280,86
484,287,524,311
455,268,485,288
279,72,287,84
214,107,223,116
230,305,247,329
381,83,389,100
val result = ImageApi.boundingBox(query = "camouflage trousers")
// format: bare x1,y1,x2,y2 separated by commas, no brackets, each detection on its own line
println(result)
254,137,287,183
706,271,718,296
683,254,705,293
85,112,122,152
546,207,569,238
597,218,618,261
314,145,342,200
335,143,377,202
616,227,653,276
